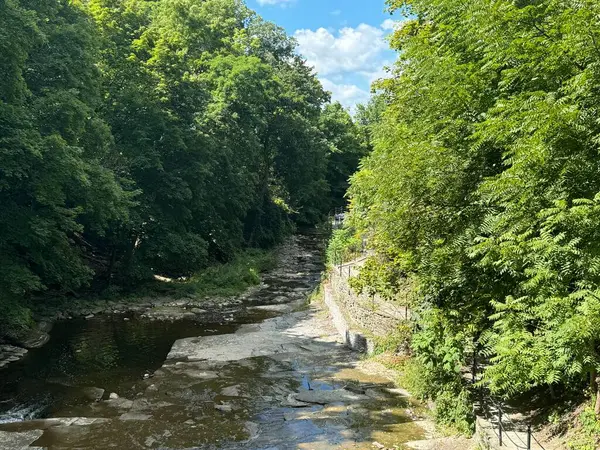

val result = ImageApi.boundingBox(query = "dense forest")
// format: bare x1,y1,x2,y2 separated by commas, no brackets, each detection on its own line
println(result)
335,0,600,438
0,0,366,333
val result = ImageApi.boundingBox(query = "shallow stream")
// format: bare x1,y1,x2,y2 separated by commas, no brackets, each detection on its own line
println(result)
0,235,427,449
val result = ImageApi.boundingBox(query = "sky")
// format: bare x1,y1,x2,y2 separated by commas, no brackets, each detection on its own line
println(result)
249,0,401,112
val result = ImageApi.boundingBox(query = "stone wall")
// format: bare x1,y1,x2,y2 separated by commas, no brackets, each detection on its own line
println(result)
323,258,411,353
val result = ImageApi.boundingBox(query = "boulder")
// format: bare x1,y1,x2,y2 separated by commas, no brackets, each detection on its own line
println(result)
214,403,233,413
119,412,151,421
13,328,50,349
81,387,105,402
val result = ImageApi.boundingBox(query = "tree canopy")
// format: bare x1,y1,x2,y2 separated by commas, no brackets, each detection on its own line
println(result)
0,0,364,332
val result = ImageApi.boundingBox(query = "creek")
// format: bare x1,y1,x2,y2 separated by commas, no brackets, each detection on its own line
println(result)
0,235,428,449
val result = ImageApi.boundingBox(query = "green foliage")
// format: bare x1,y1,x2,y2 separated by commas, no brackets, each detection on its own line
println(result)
349,255,414,302
0,295,33,336
400,358,475,435
373,322,413,355
0,0,365,333
320,102,368,208
433,387,475,436
345,0,600,429
182,248,277,298
567,406,600,450
326,227,362,267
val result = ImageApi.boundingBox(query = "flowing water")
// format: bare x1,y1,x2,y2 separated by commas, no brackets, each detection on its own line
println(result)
0,235,428,449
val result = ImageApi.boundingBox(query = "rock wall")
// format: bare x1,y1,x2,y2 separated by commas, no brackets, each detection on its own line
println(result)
323,260,411,353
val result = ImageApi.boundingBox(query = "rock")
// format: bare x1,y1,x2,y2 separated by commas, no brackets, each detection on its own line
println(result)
221,385,242,397
214,403,233,413
106,397,133,409
184,419,195,425
13,328,50,349
191,308,206,314
85,314,95,320
365,388,388,401
37,321,53,333
293,389,368,405
372,442,385,449
283,393,312,408
244,421,259,441
345,385,367,395
123,317,130,321
81,387,105,402
119,412,152,421
0,429,43,448
109,392,119,399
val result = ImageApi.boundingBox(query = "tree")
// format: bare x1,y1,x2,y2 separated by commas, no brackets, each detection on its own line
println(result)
320,102,367,209
344,0,600,425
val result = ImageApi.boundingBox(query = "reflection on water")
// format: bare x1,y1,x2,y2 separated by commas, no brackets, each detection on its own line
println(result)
0,316,236,423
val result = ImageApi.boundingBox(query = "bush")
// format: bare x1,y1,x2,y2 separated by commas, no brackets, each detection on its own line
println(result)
0,295,34,337
400,358,436,400
183,248,277,298
326,227,362,267
400,358,475,436
373,322,413,355
434,386,475,436
567,406,600,450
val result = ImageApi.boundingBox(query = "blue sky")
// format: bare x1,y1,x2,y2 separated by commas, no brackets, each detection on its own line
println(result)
249,0,402,111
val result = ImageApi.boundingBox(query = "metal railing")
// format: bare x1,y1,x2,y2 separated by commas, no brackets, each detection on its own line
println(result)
488,398,546,450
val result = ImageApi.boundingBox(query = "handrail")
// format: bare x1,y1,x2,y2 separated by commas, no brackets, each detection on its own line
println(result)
487,397,546,450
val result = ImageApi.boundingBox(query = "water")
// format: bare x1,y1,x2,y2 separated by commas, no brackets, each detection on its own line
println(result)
0,316,237,424
0,235,428,449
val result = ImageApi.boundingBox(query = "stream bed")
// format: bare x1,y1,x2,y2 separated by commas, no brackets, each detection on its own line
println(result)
0,235,428,450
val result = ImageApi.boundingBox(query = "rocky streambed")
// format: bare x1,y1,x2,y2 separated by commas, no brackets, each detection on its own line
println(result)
0,234,432,450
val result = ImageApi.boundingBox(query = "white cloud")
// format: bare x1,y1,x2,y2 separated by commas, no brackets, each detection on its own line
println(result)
320,78,370,112
294,24,387,76
295,21,398,110
381,19,401,30
257,0,294,6
330,9,342,16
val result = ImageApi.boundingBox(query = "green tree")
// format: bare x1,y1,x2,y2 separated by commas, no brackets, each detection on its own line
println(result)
344,0,600,426
320,102,367,209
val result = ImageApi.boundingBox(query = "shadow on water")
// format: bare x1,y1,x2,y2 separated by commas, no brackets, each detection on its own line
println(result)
0,308,427,449
0,316,239,424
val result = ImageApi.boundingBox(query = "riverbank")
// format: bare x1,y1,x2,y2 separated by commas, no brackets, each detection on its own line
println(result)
0,235,321,372
0,232,440,449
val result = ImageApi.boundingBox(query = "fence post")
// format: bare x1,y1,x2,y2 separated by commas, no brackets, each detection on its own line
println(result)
527,425,531,450
498,409,503,447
